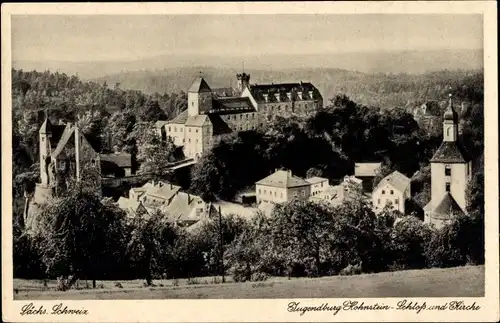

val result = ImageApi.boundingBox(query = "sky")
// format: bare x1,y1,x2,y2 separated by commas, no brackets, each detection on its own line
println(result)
11,14,483,62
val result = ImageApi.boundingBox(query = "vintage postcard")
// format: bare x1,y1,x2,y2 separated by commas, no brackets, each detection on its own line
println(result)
2,2,499,322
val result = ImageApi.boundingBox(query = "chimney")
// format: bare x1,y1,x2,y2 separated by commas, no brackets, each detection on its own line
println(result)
169,183,173,190
308,91,314,99
274,92,281,102
151,180,155,187
187,193,191,204
286,92,292,101
297,91,303,100
263,93,269,103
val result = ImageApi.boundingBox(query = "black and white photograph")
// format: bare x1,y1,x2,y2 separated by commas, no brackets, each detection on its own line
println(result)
2,2,498,322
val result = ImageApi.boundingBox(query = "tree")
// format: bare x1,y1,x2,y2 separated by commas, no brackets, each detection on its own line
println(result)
390,216,432,270
270,200,334,277
126,209,178,285
32,189,127,288
133,123,184,176
138,99,167,122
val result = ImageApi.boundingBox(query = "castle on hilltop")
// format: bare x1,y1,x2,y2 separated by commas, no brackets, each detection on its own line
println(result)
155,73,323,160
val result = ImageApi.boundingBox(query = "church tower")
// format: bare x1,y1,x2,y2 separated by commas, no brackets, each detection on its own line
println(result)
424,94,472,228
188,76,213,116
39,114,52,186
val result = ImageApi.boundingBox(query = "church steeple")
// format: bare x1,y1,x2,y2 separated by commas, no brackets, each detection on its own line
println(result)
443,94,458,142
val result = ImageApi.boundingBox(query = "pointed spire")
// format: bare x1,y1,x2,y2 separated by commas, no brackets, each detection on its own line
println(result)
39,109,52,134
443,93,458,122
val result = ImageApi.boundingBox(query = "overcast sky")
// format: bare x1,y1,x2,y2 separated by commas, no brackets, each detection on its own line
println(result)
11,14,483,62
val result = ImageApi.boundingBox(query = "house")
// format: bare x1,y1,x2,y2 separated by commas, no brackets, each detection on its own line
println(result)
306,176,329,196
100,152,133,177
310,175,363,207
116,180,218,228
424,95,472,229
372,171,411,214
354,162,381,192
255,169,312,205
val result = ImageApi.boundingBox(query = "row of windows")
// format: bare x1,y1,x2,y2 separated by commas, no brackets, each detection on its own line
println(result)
381,189,394,195
377,198,400,205
169,126,200,133
225,113,256,121
258,189,283,198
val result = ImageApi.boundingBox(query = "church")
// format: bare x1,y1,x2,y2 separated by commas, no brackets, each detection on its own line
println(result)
424,95,472,228
159,73,323,160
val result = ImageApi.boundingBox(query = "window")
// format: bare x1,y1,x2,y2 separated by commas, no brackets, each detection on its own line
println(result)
293,192,298,198
274,192,276,196
395,199,399,205
196,139,198,143
390,190,394,195
253,114,255,119
246,114,249,120
377,199,381,205
91,159,95,165
169,126,171,132
259,189,261,194
174,127,176,132
240,115,242,120
321,182,324,187
382,190,385,194
445,183,451,192
189,128,191,132
264,190,267,194
188,138,191,143
196,129,198,133
305,104,308,109
301,190,306,197
445,165,451,176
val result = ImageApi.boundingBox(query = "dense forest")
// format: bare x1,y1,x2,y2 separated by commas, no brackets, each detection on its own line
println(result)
92,67,483,109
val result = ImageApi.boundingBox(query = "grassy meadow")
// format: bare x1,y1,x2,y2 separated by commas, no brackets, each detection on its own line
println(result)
13,265,484,300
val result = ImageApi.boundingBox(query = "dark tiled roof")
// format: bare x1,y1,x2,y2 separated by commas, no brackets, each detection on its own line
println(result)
428,193,465,220
209,97,256,114
51,125,74,158
50,125,66,148
249,82,321,103
188,77,212,93
168,110,189,124
207,114,232,135
430,141,471,163
100,152,132,168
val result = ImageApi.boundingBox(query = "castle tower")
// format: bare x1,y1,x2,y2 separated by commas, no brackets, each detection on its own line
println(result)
188,76,213,116
236,72,250,92
39,114,52,186
424,94,472,228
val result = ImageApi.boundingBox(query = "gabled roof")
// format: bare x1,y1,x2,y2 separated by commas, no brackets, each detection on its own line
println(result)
161,192,205,222
376,170,411,193
430,141,471,163
168,110,189,125
256,170,310,188
51,124,75,158
185,115,211,127
355,162,382,177
306,177,328,185
188,77,212,93
424,193,465,220
144,183,181,201
249,82,321,103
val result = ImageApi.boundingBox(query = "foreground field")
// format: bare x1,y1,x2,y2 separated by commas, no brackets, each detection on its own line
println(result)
14,265,484,300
